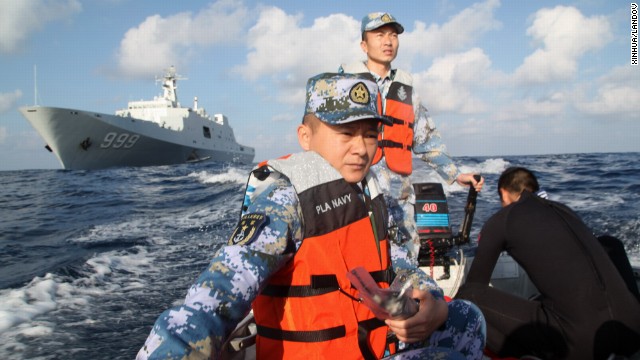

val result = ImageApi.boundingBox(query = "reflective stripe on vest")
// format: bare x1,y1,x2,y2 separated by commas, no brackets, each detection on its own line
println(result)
251,152,394,359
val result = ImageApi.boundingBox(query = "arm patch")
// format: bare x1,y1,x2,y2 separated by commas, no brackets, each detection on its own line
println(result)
228,213,267,246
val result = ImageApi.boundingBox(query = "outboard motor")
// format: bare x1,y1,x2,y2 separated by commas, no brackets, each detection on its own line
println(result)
413,182,454,269
413,175,480,279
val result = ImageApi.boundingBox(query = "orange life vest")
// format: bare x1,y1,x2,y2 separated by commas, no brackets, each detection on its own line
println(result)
251,152,395,360
341,62,415,175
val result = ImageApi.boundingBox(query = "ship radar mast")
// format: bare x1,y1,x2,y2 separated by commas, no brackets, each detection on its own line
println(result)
156,65,186,107
34,65,37,106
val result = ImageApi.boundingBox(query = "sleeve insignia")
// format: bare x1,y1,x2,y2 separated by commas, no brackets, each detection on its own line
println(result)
228,213,267,246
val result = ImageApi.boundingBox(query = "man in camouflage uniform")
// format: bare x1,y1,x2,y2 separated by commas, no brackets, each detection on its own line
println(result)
137,73,485,360
340,13,484,262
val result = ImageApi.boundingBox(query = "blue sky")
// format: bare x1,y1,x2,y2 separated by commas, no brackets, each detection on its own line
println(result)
0,0,638,170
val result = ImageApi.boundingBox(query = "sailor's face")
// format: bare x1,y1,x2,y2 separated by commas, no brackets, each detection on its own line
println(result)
300,118,379,183
361,25,399,66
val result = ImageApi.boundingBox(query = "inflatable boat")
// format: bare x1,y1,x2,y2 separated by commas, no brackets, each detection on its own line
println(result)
220,178,640,359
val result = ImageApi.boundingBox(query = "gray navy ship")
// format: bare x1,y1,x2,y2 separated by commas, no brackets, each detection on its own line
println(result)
19,66,255,170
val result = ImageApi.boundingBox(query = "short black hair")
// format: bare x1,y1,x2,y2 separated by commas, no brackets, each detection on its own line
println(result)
302,113,320,132
497,167,540,200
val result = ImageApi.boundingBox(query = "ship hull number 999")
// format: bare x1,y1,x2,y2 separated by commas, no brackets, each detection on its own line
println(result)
100,132,140,149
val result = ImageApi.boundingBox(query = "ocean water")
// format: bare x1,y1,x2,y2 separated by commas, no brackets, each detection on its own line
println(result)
1,152,638,359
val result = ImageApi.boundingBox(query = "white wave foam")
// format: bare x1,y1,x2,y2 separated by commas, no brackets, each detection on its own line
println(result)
0,275,58,333
477,158,511,175
0,184,243,350
18,323,54,337
71,195,240,247
189,167,248,185
411,158,510,194
0,246,162,358
558,192,626,212
73,217,153,245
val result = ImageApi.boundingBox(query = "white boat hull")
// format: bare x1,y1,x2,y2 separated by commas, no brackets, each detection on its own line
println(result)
20,106,254,170
423,251,540,300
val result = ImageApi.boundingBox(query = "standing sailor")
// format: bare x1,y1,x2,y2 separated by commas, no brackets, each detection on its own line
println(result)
340,12,484,262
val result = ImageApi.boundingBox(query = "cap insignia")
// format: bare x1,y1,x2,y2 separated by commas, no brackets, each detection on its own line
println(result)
381,14,392,23
349,82,370,105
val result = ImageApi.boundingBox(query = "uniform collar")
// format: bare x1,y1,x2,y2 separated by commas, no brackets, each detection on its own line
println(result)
364,61,396,81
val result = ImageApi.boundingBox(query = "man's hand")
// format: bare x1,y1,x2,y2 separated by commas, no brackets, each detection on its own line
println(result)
456,173,484,192
384,289,448,343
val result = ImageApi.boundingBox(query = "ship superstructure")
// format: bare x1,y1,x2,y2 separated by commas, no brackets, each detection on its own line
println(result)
20,66,254,170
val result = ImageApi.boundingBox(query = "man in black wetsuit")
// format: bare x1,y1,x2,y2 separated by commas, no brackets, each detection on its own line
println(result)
456,167,640,360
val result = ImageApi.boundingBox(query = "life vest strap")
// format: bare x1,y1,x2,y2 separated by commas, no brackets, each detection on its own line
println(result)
358,317,387,360
389,118,414,129
257,324,346,342
369,268,395,284
378,139,412,151
261,269,394,298
261,274,339,297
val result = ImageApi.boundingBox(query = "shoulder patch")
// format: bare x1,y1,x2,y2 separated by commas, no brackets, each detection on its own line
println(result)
228,213,267,246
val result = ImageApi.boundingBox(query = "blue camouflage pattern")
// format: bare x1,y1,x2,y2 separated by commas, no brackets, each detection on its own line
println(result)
361,12,405,35
374,158,421,259
339,63,461,256
137,156,485,360
304,72,392,126
388,300,486,360
369,67,461,185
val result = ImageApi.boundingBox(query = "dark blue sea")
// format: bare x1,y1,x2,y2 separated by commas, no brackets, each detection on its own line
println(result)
1,152,639,359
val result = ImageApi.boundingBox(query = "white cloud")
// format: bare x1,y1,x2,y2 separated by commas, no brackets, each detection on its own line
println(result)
575,66,640,115
235,1,500,107
494,92,566,122
0,0,81,54
514,6,612,84
413,48,493,114
579,85,640,114
115,0,248,78
0,90,23,113
234,7,362,93
400,0,501,61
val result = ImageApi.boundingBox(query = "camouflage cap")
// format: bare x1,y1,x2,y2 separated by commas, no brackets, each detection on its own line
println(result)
304,73,392,126
361,12,404,35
